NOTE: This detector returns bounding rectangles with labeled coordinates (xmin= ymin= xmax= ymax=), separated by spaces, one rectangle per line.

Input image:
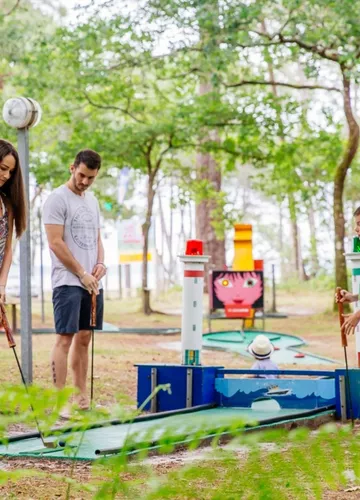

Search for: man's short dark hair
xmin=74 ymin=149 xmax=101 ymax=170
xmin=354 ymin=207 xmax=360 ymax=217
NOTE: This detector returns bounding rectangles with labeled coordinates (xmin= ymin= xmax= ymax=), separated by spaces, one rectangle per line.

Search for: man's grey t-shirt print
xmin=43 ymin=185 xmax=102 ymax=290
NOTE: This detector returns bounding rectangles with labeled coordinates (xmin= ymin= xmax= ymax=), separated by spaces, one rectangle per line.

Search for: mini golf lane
xmin=0 ymin=406 xmax=334 ymax=460
xmin=203 ymin=330 xmax=336 ymax=365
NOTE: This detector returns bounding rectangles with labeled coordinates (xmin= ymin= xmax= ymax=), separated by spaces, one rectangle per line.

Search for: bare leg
xmin=70 ymin=329 xmax=91 ymax=408
xmin=50 ymin=334 xmax=74 ymax=390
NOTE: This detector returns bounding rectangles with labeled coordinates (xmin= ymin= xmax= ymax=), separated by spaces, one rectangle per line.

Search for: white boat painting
xmin=265 ymin=385 xmax=293 ymax=397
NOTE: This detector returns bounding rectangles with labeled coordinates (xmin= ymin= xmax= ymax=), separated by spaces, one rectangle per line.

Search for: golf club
xmin=90 ymin=292 xmax=96 ymax=408
xmin=335 ymin=287 xmax=355 ymax=426
xmin=0 ymin=303 xmax=62 ymax=448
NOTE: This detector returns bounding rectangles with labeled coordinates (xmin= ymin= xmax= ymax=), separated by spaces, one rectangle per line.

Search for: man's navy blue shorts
xmin=52 ymin=286 xmax=104 ymax=334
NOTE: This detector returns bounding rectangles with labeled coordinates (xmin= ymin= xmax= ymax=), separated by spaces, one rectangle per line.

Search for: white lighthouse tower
xmin=345 ymin=236 xmax=360 ymax=367
xmin=179 ymin=240 xmax=210 ymax=366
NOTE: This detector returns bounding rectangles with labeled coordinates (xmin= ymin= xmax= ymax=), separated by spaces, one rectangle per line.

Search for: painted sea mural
xmin=215 ymin=378 xmax=336 ymax=410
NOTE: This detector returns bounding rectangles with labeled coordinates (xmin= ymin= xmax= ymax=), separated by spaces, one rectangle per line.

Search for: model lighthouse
xmin=179 ymin=240 xmax=210 ymax=365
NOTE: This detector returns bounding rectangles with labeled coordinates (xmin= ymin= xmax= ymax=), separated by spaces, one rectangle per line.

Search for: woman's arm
xmin=0 ymin=206 xmax=14 ymax=302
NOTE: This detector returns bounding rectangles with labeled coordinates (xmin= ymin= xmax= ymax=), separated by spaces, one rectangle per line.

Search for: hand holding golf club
xmin=342 ymin=310 xmax=360 ymax=336
xmin=335 ymin=288 xmax=358 ymax=304
xmin=335 ymin=287 xmax=360 ymax=336
xmin=0 ymin=303 xmax=16 ymax=348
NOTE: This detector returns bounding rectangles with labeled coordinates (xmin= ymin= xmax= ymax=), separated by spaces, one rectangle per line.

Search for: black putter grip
xmin=335 ymin=287 xmax=347 ymax=347
xmin=0 ymin=304 xmax=16 ymax=348
xmin=91 ymin=293 xmax=96 ymax=328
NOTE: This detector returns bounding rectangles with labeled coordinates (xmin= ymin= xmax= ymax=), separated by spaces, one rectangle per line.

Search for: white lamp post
xmin=2 ymin=97 xmax=42 ymax=383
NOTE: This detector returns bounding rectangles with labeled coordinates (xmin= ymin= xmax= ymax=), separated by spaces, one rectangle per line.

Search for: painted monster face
xmin=214 ymin=271 xmax=263 ymax=306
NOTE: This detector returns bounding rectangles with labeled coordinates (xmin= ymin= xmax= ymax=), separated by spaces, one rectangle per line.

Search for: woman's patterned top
xmin=0 ymin=196 xmax=9 ymax=269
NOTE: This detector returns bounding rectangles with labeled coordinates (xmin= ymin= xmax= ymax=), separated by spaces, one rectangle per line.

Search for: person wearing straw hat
xmin=248 ymin=334 xmax=279 ymax=379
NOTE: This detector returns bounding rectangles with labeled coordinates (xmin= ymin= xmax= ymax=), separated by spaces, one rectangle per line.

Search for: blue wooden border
xmin=217 ymin=369 xmax=335 ymax=377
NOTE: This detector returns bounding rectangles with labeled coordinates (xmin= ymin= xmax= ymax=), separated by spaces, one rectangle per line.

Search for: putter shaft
xmin=1 ymin=304 xmax=57 ymax=448
xmin=335 ymin=287 xmax=354 ymax=425
xmin=90 ymin=293 xmax=96 ymax=406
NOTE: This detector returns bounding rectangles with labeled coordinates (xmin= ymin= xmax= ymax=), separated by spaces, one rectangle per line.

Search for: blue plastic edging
xmin=217 ymin=369 xmax=335 ymax=377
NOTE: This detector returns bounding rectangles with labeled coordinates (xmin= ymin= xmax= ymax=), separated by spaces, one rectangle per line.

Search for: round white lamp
xmin=2 ymin=97 xmax=42 ymax=129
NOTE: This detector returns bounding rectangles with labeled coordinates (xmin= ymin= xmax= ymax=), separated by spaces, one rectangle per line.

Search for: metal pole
xmin=38 ymin=208 xmax=45 ymax=324
xmin=150 ymin=367 xmax=157 ymax=413
xmin=18 ymin=128 xmax=32 ymax=383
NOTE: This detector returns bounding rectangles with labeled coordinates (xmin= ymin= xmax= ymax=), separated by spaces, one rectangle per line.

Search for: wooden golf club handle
xmin=335 ymin=286 xmax=347 ymax=347
xmin=0 ymin=303 xmax=16 ymax=348
xmin=91 ymin=293 xmax=96 ymax=328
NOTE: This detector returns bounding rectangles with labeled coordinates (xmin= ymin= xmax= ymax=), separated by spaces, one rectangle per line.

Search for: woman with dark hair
xmin=0 ymin=139 xmax=27 ymax=304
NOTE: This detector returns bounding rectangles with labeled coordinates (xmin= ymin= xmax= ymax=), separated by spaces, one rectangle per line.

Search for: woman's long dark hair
xmin=0 ymin=140 xmax=26 ymax=238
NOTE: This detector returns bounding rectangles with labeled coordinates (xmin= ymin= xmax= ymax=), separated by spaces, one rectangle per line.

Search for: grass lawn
xmin=0 ymin=285 xmax=355 ymax=498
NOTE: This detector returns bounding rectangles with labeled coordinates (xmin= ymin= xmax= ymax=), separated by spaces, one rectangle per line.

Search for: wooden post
xmin=271 ymin=264 xmax=277 ymax=313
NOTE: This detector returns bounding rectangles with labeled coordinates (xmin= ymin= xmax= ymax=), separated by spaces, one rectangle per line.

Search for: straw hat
xmin=248 ymin=335 xmax=274 ymax=360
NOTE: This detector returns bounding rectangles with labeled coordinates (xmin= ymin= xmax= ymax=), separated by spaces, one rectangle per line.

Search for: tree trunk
xmin=195 ymin=3 xmax=225 ymax=288
xmin=158 ymin=187 xmax=175 ymax=285
xmin=288 ymin=193 xmax=304 ymax=280
xmin=195 ymin=151 xmax=226 ymax=281
xmin=178 ymin=204 xmax=186 ymax=256
xmin=307 ymin=200 xmax=320 ymax=277
xmin=278 ymin=202 xmax=285 ymax=280
xmin=169 ymin=178 xmax=174 ymax=281
xmin=196 ymin=82 xmax=226 ymax=286
xmin=188 ymin=200 xmax=193 ymax=240
xmin=334 ymin=73 xmax=360 ymax=300
xmin=262 ymin=25 xmax=306 ymax=281
xmin=142 ymin=173 xmax=156 ymax=315
xmin=30 ymin=186 xmax=43 ymax=277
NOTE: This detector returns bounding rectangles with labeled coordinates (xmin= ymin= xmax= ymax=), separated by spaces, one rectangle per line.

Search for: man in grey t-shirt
xmin=43 ymin=149 xmax=106 ymax=417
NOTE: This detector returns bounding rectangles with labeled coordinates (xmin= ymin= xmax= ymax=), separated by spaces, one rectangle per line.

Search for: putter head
xmin=21 ymin=440 xmax=75 ymax=455
xmin=44 ymin=441 xmax=58 ymax=448
xmin=44 ymin=438 xmax=70 ymax=448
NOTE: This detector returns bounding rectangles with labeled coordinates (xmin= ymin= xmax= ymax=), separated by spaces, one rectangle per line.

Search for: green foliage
xmin=0 ymin=3 xmax=359 ymax=496
xmin=109 ymin=422 xmax=360 ymax=500
xmin=277 ymin=271 xmax=335 ymax=293
xmin=1 ymin=0 xmax=360 ymax=288
xmin=140 ymin=0 xmax=360 ymax=283
xmin=0 ymin=381 xmax=358 ymax=499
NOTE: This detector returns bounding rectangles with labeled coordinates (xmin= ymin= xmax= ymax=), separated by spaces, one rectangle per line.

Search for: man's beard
xmin=72 ymin=176 xmax=87 ymax=192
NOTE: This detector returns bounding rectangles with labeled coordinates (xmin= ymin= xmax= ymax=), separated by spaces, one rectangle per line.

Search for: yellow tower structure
xmin=233 ymin=223 xmax=260 ymax=327
xmin=233 ymin=224 xmax=254 ymax=272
